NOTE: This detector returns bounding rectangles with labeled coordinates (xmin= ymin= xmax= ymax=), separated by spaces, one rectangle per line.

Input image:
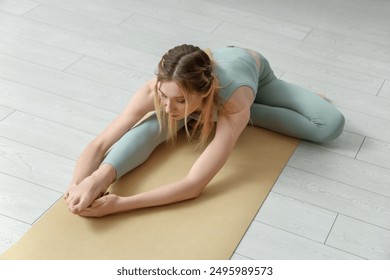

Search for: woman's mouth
xmin=170 ymin=114 xmax=182 ymax=119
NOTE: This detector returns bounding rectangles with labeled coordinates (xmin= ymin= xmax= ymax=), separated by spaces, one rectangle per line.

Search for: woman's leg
xmin=250 ymin=79 xmax=345 ymax=142
xmin=67 ymin=114 xmax=184 ymax=213
xmin=102 ymin=114 xmax=173 ymax=179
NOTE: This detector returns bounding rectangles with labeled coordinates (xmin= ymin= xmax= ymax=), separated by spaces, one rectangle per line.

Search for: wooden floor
xmin=1 ymin=0 xmax=389 ymax=260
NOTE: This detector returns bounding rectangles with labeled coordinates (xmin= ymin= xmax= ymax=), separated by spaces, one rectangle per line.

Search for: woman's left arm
xmin=79 ymin=88 xmax=253 ymax=217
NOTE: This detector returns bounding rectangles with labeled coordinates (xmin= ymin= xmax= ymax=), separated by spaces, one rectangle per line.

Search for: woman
xmin=64 ymin=44 xmax=344 ymax=217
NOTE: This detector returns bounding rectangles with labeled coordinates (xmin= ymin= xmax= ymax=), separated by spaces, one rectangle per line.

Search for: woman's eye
xmin=177 ymin=99 xmax=185 ymax=103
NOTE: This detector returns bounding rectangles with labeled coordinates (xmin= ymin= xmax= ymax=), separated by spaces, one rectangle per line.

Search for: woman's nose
xmin=164 ymin=100 xmax=174 ymax=113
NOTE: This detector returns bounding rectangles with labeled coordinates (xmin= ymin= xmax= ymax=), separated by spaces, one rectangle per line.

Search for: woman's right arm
xmin=69 ymin=78 xmax=157 ymax=186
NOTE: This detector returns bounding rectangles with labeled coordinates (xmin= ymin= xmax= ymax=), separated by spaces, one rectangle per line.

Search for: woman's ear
xmin=201 ymin=90 xmax=211 ymax=98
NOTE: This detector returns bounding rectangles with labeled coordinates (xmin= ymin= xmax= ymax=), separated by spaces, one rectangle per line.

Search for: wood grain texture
xmin=0 ymin=78 xmax=117 ymax=134
xmin=304 ymin=28 xmax=390 ymax=64
xmin=255 ymin=192 xmax=337 ymax=242
xmin=327 ymin=215 xmax=390 ymax=260
xmin=34 ymin=0 xmax=134 ymax=25
xmin=0 ymin=111 xmax=94 ymax=160
xmin=235 ymin=221 xmax=362 ymax=260
xmin=0 ymin=173 xmax=61 ymax=224
xmin=304 ymin=131 xmax=364 ymax=159
xmin=65 ymin=56 xmax=152 ymax=91
xmin=0 ymin=0 xmax=39 ymax=15
xmin=0 ymin=30 xmax=82 ymax=70
xmin=0 ymin=12 xmax=161 ymax=78
xmin=342 ymin=108 xmax=390 ymax=143
xmin=0 ymin=136 xmax=74 ymax=193
xmin=0 ymin=52 xmax=131 ymax=113
xmin=145 ymin=0 xmax=311 ymax=40
xmin=288 ymin=143 xmax=390 ymax=197
xmin=208 ymin=0 xmax=390 ymax=45
xmin=0 ymin=215 xmax=30 ymax=254
xmin=273 ymin=167 xmax=390 ymax=230
xmin=23 ymin=5 xmax=177 ymax=56
xmin=357 ymin=138 xmax=390 ymax=169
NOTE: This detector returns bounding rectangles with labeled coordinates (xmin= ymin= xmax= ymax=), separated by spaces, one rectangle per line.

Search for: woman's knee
xmin=310 ymin=111 xmax=345 ymax=142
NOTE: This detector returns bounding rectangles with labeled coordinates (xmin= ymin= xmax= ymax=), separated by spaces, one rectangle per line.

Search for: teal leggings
xmin=250 ymin=55 xmax=345 ymax=142
xmin=103 ymin=57 xmax=345 ymax=179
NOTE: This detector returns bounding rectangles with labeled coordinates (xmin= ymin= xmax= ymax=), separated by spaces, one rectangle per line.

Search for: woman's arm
xmin=68 ymin=78 xmax=157 ymax=187
xmin=79 ymin=87 xmax=254 ymax=217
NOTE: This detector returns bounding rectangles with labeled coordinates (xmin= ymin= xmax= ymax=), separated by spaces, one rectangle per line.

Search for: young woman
xmin=64 ymin=44 xmax=345 ymax=217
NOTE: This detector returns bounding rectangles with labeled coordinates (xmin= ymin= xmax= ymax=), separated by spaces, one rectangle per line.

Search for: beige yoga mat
xmin=1 ymin=126 xmax=298 ymax=260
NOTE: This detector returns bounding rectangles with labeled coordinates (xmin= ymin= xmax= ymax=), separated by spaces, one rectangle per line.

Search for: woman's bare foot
xmin=317 ymin=92 xmax=326 ymax=99
xmin=317 ymin=92 xmax=332 ymax=103
xmin=65 ymin=164 xmax=116 ymax=214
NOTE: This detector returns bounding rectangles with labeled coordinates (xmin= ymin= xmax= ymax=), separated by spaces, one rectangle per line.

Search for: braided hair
xmin=154 ymin=44 xmax=219 ymax=146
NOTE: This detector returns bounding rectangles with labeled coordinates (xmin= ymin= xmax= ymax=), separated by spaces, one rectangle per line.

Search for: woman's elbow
xmin=184 ymin=180 xmax=207 ymax=200
xmin=186 ymin=187 xmax=204 ymax=200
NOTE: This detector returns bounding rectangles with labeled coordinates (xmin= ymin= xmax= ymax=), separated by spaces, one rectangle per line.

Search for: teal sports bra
xmin=212 ymin=47 xmax=261 ymax=102
xmin=190 ymin=47 xmax=261 ymax=122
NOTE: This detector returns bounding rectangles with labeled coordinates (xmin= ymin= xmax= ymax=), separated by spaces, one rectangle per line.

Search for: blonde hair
xmin=154 ymin=44 xmax=219 ymax=147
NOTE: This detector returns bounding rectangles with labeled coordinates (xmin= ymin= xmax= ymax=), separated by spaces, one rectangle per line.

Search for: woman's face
xmin=158 ymin=81 xmax=203 ymax=120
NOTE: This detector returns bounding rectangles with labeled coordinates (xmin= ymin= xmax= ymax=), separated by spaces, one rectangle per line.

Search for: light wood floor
xmin=1 ymin=0 xmax=389 ymax=260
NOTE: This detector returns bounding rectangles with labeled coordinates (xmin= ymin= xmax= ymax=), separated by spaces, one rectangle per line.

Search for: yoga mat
xmin=1 ymin=126 xmax=298 ymax=260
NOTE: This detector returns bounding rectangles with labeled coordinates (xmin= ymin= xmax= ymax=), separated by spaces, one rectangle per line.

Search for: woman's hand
xmin=78 ymin=194 xmax=122 ymax=217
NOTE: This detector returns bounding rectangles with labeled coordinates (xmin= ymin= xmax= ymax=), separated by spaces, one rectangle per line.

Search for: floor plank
xmin=357 ymin=138 xmax=390 ymax=169
xmin=255 ymin=192 xmax=337 ymax=242
xmin=0 ymin=105 xmax=14 ymax=121
xmin=120 ymin=13 xmax=235 ymax=51
xmin=273 ymin=167 xmax=390 ymax=230
xmin=0 ymin=11 xmax=161 ymax=77
xmin=22 ymin=4 xmax=179 ymax=56
xmin=34 ymin=0 xmax=134 ymax=25
xmin=304 ymin=28 xmax=390 ymax=63
xmin=288 ymin=143 xmax=390 ymax=197
xmin=145 ymin=0 xmax=311 ymax=40
xmin=0 ymin=0 xmax=39 ymax=15
xmin=0 ymin=215 xmax=30 ymax=255
xmin=64 ymin=56 xmax=152 ymax=91
xmin=304 ymin=131 xmax=364 ymax=159
xmin=208 ymin=0 xmax=390 ymax=46
xmin=0 ymin=111 xmax=94 ymax=160
xmin=0 ymin=52 xmax=131 ymax=113
xmin=379 ymin=80 xmax=390 ymax=99
xmin=0 ymin=30 xmax=82 ymax=70
xmin=0 ymin=173 xmax=61 ymax=224
xmin=0 ymin=136 xmax=74 ymax=193
xmin=235 ymin=221 xmax=362 ymax=260
xmin=0 ymin=78 xmax=117 ymax=134
xmin=342 ymin=108 xmax=390 ymax=143
xmin=327 ymin=215 xmax=390 ymax=260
